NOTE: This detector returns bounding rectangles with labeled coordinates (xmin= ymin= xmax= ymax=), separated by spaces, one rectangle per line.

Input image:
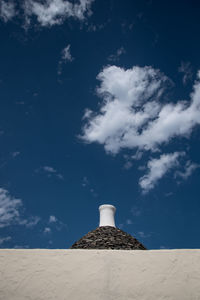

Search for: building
xmin=0 ymin=204 xmax=200 ymax=300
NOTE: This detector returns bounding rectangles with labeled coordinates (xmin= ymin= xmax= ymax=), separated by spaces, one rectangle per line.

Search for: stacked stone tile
xmin=71 ymin=226 xmax=146 ymax=250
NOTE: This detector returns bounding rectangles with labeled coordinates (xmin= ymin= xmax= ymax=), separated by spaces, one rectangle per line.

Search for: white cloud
xmin=108 ymin=47 xmax=126 ymax=62
xmin=11 ymin=151 xmax=20 ymax=158
xmin=40 ymin=166 xmax=64 ymax=180
xmin=160 ymin=245 xmax=167 ymax=249
xmin=56 ymin=173 xmax=64 ymax=180
xmin=0 ymin=1 xmax=16 ymax=22
xmin=123 ymin=150 xmax=143 ymax=169
xmin=175 ymin=160 xmax=200 ymax=180
xmin=87 ymin=22 xmax=107 ymax=32
xmin=82 ymin=176 xmax=89 ymax=187
xmin=0 ymin=236 xmax=11 ymax=245
xmin=178 ymin=61 xmax=193 ymax=85
xmin=0 ymin=187 xmax=41 ymax=228
xmin=14 ymin=245 xmax=29 ymax=249
xmin=49 ymin=215 xmax=57 ymax=223
xmin=43 ymin=166 xmax=56 ymax=173
xmin=0 ymin=0 xmax=94 ymax=27
xmin=48 ymin=214 xmax=67 ymax=231
xmin=126 ymin=219 xmax=132 ymax=225
xmin=81 ymin=176 xmax=97 ymax=196
xmin=44 ymin=227 xmax=51 ymax=234
xmin=24 ymin=0 xmax=93 ymax=27
xmin=81 ymin=66 xmax=200 ymax=155
xmin=131 ymin=151 xmax=143 ymax=161
xmin=61 ymin=44 xmax=73 ymax=62
xmin=139 ymin=152 xmax=183 ymax=193
xmin=118 ymin=223 xmax=124 ymax=229
xmin=131 ymin=206 xmax=141 ymax=217
xmin=123 ymin=160 xmax=133 ymax=170
xmin=137 ymin=231 xmax=151 ymax=238
xmin=0 ymin=188 xmax=22 ymax=228
xmin=19 ymin=215 xmax=40 ymax=228
xmin=58 ymin=44 xmax=73 ymax=75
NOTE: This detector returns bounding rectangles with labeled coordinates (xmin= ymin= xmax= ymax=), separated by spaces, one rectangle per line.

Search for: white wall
xmin=0 ymin=249 xmax=200 ymax=300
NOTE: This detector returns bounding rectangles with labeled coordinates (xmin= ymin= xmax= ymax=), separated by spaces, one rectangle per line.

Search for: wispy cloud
xmin=137 ymin=231 xmax=151 ymax=239
xmin=126 ymin=219 xmax=132 ymax=225
xmin=131 ymin=206 xmax=141 ymax=217
xmin=0 ymin=236 xmax=11 ymax=246
xmin=37 ymin=166 xmax=64 ymax=180
xmin=123 ymin=160 xmax=133 ymax=170
xmin=58 ymin=44 xmax=73 ymax=75
xmin=48 ymin=214 xmax=67 ymax=231
xmin=0 ymin=188 xmax=22 ymax=228
xmin=108 ymin=47 xmax=126 ymax=62
xmin=0 ymin=1 xmax=16 ymax=22
xmin=14 ymin=245 xmax=30 ymax=249
xmin=82 ymin=176 xmax=89 ymax=187
xmin=49 ymin=215 xmax=57 ymax=223
xmin=139 ymin=152 xmax=183 ymax=193
xmin=0 ymin=187 xmax=40 ymax=228
xmin=87 ymin=21 xmax=108 ymax=32
xmin=19 ymin=215 xmax=40 ymax=228
xmin=11 ymin=151 xmax=20 ymax=158
xmin=81 ymin=176 xmax=98 ymax=197
xmin=175 ymin=160 xmax=200 ymax=180
xmin=123 ymin=151 xmax=143 ymax=169
xmin=160 ymin=245 xmax=168 ymax=249
xmin=178 ymin=61 xmax=193 ymax=85
xmin=43 ymin=227 xmax=51 ymax=234
xmin=61 ymin=44 xmax=73 ymax=62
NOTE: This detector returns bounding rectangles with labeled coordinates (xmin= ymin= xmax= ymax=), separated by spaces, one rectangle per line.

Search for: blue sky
xmin=0 ymin=0 xmax=200 ymax=249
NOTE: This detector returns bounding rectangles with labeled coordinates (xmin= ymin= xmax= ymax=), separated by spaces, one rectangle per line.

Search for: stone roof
xmin=70 ymin=226 xmax=147 ymax=250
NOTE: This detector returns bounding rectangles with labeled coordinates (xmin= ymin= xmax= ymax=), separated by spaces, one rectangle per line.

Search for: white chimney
xmin=99 ymin=204 xmax=116 ymax=227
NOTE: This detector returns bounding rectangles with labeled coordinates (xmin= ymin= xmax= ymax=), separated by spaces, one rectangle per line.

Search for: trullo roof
xmin=70 ymin=226 xmax=146 ymax=250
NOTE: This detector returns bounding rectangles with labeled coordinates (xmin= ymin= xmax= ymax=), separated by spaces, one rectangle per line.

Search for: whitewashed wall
xmin=0 ymin=249 xmax=200 ymax=300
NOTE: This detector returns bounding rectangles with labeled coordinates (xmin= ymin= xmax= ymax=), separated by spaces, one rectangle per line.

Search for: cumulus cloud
xmin=0 ymin=1 xmax=16 ymax=22
xmin=178 ymin=61 xmax=193 ymax=85
xmin=81 ymin=66 xmax=200 ymax=155
xmin=0 ymin=188 xmax=22 ymax=228
xmin=24 ymin=0 xmax=93 ymax=27
xmin=139 ymin=152 xmax=183 ymax=193
xmin=81 ymin=65 xmax=200 ymax=191
xmin=0 ymin=0 xmax=94 ymax=27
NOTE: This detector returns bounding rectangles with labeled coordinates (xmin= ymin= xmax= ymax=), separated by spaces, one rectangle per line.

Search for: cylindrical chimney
xmin=99 ymin=204 xmax=116 ymax=227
